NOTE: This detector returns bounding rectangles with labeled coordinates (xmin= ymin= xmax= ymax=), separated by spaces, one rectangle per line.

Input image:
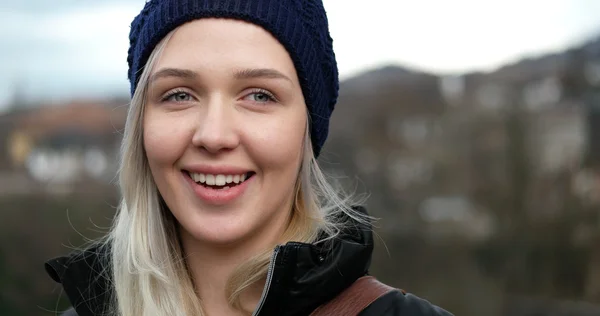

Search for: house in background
xmin=2 ymin=99 xmax=127 ymax=186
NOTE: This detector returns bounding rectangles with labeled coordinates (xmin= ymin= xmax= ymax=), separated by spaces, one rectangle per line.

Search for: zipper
xmin=252 ymin=245 xmax=281 ymax=316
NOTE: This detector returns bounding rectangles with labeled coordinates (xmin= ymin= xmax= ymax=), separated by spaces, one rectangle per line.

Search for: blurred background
xmin=2 ymin=1 xmax=600 ymax=315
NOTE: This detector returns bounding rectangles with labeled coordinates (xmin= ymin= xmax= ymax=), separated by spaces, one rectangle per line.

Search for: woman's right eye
xmin=162 ymin=90 xmax=193 ymax=102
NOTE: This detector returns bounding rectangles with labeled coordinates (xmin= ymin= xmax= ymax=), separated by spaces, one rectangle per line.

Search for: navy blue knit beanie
xmin=127 ymin=0 xmax=339 ymax=157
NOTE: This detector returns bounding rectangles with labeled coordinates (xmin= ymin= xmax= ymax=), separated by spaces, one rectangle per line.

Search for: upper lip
xmin=183 ymin=165 xmax=254 ymax=175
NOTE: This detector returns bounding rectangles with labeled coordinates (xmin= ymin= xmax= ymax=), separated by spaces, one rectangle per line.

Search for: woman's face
xmin=143 ymin=19 xmax=307 ymax=248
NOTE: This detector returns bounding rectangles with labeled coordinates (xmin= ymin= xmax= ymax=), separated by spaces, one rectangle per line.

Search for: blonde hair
xmin=104 ymin=29 xmax=369 ymax=316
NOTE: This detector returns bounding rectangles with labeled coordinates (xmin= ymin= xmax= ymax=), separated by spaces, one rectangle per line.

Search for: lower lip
xmin=183 ymin=172 xmax=253 ymax=205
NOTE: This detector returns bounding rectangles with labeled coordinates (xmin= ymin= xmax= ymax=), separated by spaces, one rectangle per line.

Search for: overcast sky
xmin=1 ymin=0 xmax=600 ymax=111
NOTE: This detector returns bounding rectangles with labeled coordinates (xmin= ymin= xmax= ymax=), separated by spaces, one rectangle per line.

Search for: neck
xmin=180 ymin=214 xmax=290 ymax=315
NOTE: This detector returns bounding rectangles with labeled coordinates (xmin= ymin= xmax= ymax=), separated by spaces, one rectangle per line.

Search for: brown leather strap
xmin=309 ymin=276 xmax=399 ymax=316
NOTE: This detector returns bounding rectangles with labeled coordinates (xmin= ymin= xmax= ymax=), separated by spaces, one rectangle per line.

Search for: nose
xmin=191 ymin=96 xmax=240 ymax=154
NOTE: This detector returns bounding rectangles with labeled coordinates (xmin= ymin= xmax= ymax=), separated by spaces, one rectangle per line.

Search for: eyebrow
xmin=149 ymin=68 xmax=197 ymax=84
xmin=233 ymin=68 xmax=292 ymax=83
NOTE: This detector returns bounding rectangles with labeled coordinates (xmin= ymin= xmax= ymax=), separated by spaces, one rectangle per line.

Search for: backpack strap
xmin=310 ymin=276 xmax=401 ymax=316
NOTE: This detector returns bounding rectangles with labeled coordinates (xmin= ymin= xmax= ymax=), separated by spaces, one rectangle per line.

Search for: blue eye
xmin=250 ymin=92 xmax=273 ymax=102
xmin=245 ymin=89 xmax=277 ymax=103
xmin=163 ymin=90 xmax=193 ymax=102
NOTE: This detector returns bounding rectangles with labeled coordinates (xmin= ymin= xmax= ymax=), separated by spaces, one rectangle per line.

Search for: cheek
xmin=249 ymin=109 xmax=306 ymax=168
xmin=143 ymin=111 xmax=192 ymax=168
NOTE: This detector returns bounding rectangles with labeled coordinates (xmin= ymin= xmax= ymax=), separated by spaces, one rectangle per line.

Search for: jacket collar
xmin=45 ymin=207 xmax=373 ymax=316
xmin=45 ymin=244 xmax=112 ymax=316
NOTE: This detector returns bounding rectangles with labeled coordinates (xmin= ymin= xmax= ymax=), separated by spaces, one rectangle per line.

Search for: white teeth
xmin=189 ymin=172 xmax=249 ymax=186
xmin=215 ymin=174 xmax=226 ymax=186
xmin=205 ymin=174 xmax=215 ymax=185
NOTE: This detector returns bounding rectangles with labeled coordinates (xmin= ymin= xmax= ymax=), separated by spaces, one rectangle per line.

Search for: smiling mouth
xmin=184 ymin=171 xmax=255 ymax=190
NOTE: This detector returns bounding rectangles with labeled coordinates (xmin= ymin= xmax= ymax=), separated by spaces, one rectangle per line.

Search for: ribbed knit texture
xmin=127 ymin=0 xmax=339 ymax=157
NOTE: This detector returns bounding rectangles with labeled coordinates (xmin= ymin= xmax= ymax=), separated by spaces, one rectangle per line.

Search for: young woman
xmin=45 ymin=1 xmax=453 ymax=315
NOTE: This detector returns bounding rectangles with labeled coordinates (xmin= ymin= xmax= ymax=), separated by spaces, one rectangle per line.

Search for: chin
xmin=181 ymin=214 xmax=260 ymax=248
xmin=172 ymin=192 xmax=291 ymax=251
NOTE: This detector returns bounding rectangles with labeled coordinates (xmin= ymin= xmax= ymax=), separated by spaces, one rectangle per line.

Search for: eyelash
xmin=160 ymin=89 xmax=191 ymax=102
xmin=247 ymin=88 xmax=278 ymax=103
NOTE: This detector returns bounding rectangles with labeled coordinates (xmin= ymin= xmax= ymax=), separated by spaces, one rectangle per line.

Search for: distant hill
xmin=329 ymin=34 xmax=600 ymax=143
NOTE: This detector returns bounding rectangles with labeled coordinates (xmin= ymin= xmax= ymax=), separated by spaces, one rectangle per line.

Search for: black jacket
xmin=45 ymin=208 xmax=453 ymax=316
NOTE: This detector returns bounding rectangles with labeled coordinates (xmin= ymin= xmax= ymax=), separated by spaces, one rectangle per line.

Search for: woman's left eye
xmin=243 ymin=90 xmax=277 ymax=103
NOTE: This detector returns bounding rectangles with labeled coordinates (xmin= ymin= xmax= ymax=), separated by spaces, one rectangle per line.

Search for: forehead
xmin=154 ymin=18 xmax=298 ymax=80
